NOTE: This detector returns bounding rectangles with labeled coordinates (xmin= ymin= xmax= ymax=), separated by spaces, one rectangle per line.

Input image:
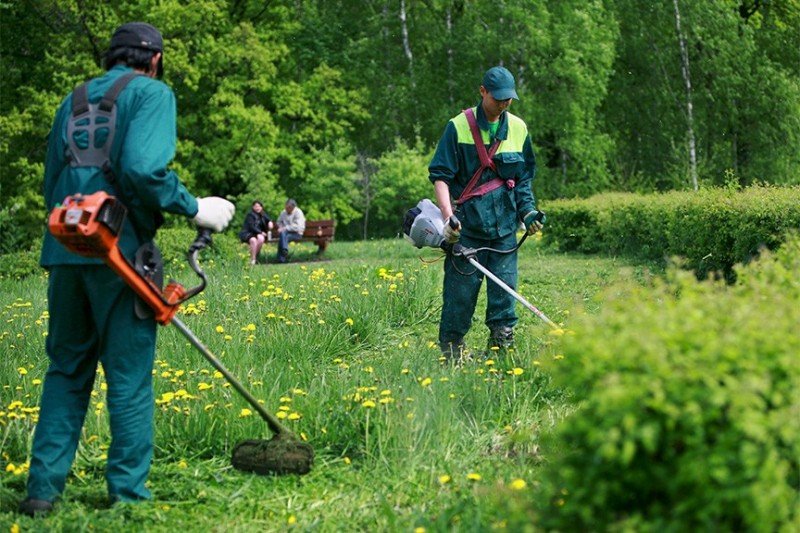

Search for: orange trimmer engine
xmin=48 ymin=191 xmax=189 ymax=325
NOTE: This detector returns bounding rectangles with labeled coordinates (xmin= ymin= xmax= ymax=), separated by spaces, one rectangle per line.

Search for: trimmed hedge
xmin=541 ymin=185 xmax=800 ymax=280
xmin=539 ymin=234 xmax=800 ymax=532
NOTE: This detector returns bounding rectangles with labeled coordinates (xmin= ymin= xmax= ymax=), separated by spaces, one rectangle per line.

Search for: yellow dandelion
xmin=345 ymin=317 xmax=354 ymax=326
xmin=288 ymin=515 xmax=296 ymax=525
xmin=509 ymin=479 xmax=527 ymax=490
xmin=361 ymin=400 xmax=376 ymax=408
xmin=420 ymin=377 xmax=432 ymax=387
xmin=239 ymin=409 xmax=253 ymax=417
xmin=512 ymin=367 xmax=524 ymax=376
xmin=467 ymin=473 xmax=482 ymax=481
xmin=438 ymin=474 xmax=451 ymax=484
xmin=288 ymin=413 xmax=302 ymax=420
xmin=215 ymin=325 xmax=224 ymax=333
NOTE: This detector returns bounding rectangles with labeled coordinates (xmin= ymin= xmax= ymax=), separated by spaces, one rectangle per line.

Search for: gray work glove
xmin=194 ymin=197 xmax=235 ymax=232
xmin=523 ymin=210 xmax=546 ymax=236
xmin=443 ymin=215 xmax=461 ymax=244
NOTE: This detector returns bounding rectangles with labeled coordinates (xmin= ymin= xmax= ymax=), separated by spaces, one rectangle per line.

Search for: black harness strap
xmin=66 ymin=72 xmax=140 ymax=173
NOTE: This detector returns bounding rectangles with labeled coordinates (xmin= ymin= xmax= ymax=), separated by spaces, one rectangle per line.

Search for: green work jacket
xmin=41 ymin=65 xmax=198 ymax=267
xmin=428 ymin=104 xmax=537 ymax=240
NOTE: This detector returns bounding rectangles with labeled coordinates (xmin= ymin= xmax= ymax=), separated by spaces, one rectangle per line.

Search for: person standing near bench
xmin=276 ymin=198 xmax=305 ymax=263
xmin=239 ymin=200 xmax=273 ymax=265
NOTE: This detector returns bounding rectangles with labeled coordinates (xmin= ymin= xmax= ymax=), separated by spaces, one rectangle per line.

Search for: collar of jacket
xmin=473 ymin=102 xmax=509 ymax=141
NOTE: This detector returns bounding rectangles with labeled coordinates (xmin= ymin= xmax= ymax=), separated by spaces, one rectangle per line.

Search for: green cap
xmin=482 ymin=66 xmax=518 ymax=100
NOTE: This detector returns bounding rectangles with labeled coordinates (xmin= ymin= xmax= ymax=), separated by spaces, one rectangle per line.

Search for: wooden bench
xmin=266 ymin=219 xmax=336 ymax=254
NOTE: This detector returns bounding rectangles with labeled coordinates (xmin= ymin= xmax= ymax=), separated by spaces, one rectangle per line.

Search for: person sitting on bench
xmin=275 ymin=198 xmax=305 ymax=263
xmin=238 ymin=200 xmax=273 ymax=265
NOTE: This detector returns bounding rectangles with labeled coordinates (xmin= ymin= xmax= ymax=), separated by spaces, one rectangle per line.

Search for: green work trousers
xmin=439 ymin=232 xmax=519 ymax=344
xmin=27 ymin=265 xmax=156 ymax=502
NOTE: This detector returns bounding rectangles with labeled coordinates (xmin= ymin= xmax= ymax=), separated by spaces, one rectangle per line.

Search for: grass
xmin=0 ymin=234 xmax=662 ymax=531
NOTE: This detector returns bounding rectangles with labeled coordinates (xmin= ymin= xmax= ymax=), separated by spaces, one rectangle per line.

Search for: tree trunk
xmin=673 ymin=0 xmax=699 ymax=190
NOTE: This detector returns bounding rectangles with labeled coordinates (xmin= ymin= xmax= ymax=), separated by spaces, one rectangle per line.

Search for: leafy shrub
xmin=539 ymin=235 xmax=800 ymax=532
xmin=542 ymin=184 xmax=800 ymax=280
xmin=0 ymin=247 xmax=41 ymax=280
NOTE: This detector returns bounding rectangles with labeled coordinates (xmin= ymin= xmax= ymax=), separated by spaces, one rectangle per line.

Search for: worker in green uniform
xmin=19 ymin=22 xmax=235 ymax=516
xmin=428 ymin=66 xmax=544 ymax=361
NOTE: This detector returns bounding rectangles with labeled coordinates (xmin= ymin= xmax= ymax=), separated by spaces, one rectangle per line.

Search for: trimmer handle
xmin=190 ymin=227 xmax=213 ymax=253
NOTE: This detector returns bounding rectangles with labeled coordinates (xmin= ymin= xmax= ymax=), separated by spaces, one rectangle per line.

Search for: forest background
xmin=1 ymin=0 xmax=799 ymax=252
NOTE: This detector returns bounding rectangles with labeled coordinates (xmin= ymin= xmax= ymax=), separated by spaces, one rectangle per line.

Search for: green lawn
xmin=0 ymin=235 xmax=662 ymax=532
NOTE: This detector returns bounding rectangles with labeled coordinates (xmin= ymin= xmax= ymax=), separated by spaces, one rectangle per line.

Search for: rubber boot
xmin=439 ymin=339 xmax=467 ymax=364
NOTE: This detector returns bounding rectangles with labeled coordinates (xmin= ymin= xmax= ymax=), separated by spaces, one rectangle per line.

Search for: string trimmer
xmin=403 ymin=198 xmax=558 ymax=329
xmin=48 ymin=191 xmax=314 ymax=475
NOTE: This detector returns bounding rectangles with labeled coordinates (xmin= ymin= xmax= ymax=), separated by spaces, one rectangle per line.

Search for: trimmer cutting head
xmin=232 ymin=433 xmax=315 ymax=475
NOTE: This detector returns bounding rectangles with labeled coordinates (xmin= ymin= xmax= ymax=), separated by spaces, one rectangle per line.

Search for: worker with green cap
xmin=428 ymin=65 xmax=544 ymax=362
xmin=19 ymin=22 xmax=235 ymax=516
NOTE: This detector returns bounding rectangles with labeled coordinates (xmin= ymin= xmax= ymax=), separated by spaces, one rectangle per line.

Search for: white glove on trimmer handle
xmin=443 ymin=215 xmax=461 ymax=244
xmin=193 ymin=197 xmax=235 ymax=232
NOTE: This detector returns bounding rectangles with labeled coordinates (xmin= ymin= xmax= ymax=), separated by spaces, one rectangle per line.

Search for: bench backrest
xmin=303 ymin=219 xmax=336 ymax=240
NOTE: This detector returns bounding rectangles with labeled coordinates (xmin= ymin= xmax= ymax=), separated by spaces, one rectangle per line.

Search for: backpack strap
xmin=456 ymin=107 xmax=510 ymax=205
xmin=66 ymin=72 xmax=140 ymax=177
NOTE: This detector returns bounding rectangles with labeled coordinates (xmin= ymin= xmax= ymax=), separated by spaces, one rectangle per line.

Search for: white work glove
xmin=193 ymin=197 xmax=235 ymax=232
xmin=523 ymin=210 xmax=546 ymax=235
xmin=443 ymin=215 xmax=461 ymax=244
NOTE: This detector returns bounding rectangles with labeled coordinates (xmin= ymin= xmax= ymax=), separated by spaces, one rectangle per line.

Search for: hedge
xmin=540 ymin=184 xmax=800 ymax=280
xmin=539 ymin=234 xmax=800 ymax=532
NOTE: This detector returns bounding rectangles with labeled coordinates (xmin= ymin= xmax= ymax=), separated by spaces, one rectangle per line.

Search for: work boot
xmin=19 ymin=497 xmax=54 ymax=517
xmin=487 ymin=326 xmax=514 ymax=353
xmin=439 ymin=339 xmax=467 ymax=364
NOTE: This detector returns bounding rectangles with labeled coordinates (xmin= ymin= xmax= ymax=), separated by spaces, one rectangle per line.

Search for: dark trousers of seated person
xmin=277 ymin=231 xmax=302 ymax=262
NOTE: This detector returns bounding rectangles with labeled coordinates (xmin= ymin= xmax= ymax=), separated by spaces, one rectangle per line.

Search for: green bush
xmin=541 ymin=185 xmax=800 ymax=280
xmin=539 ymin=234 xmax=800 ymax=532
xmin=0 ymin=247 xmax=41 ymax=280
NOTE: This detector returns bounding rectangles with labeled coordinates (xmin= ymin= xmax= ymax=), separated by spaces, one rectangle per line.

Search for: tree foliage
xmin=2 ymin=0 xmax=798 ymax=249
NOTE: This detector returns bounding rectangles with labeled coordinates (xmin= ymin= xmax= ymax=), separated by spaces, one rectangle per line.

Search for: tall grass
xmin=1 ymin=235 xmax=661 ymax=531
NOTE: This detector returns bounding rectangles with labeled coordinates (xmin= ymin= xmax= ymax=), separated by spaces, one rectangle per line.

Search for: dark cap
xmin=110 ymin=22 xmax=163 ymax=52
xmin=482 ymin=66 xmax=519 ymax=101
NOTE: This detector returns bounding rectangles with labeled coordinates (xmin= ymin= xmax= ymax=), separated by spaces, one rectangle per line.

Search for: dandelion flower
xmin=345 ymin=318 xmax=354 ymax=326
xmin=467 ymin=473 xmax=482 ymax=481
xmin=361 ymin=400 xmax=376 ymax=408
xmin=239 ymin=408 xmax=253 ymax=417
xmin=438 ymin=474 xmax=451 ymax=484
xmin=509 ymin=479 xmax=527 ymax=490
